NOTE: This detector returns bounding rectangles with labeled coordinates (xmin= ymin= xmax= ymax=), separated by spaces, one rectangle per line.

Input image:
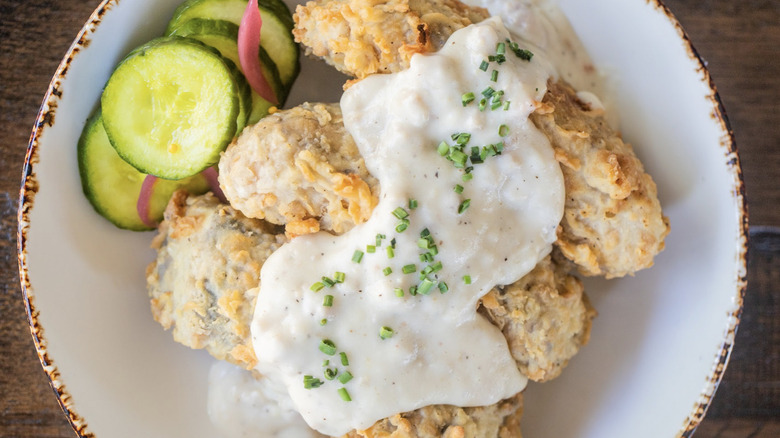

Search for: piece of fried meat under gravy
xmin=218 ymin=102 xmax=378 ymax=238
xmin=293 ymin=0 xmax=489 ymax=80
xmin=146 ymin=191 xmax=286 ymax=369
xmin=292 ymin=0 xmax=669 ymax=278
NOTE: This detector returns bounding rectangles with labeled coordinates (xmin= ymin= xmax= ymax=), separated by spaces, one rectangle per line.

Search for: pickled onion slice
xmin=238 ymin=0 xmax=278 ymax=104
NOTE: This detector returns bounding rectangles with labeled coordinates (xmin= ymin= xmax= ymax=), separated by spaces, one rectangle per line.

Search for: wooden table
xmin=1 ymin=0 xmax=777 ymax=436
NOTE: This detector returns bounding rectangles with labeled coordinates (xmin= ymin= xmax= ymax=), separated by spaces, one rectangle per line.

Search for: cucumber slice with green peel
xmin=169 ymin=18 xmax=285 ymax=125
xmin=165 ymin=0 xmax=299 ymax=88
xmin=78 ymin=110 xmax=209 ymax=231
xmin=101 ymin=36 xmax=239 ymax=179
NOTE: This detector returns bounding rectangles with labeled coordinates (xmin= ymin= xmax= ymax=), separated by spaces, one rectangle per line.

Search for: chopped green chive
xmin=340 ymin=352 xmax=349 ymax=366
xmin=383 ymin=267 xmax=393 ymax=276
xmin=334 ymin=272 xmax=346 ymax=283
xmin=437 ymin=141 xmax=450 ymax=156
xmin=438 ymin=281 xmax=449 ymax=293
xmin=409 ymin=285 xmax=418 ymax=296
xmin=323 ymin=295 xmax=334 ymax=307
xmin=338 ymin=371 xmax=353 ymax=384
xmin=409 ymin=199 xmax=418 ymax=210
xmin=394 ymin=287 xmax=405 ymax=297
xmin=366 ymin=244 xmax=376 ymax=253
xmin=310 ymin=282 xmax=325 ymax=292
xmin=458 ymin=199 xmax=471 ymax=214
xmin=352 ymin=250 xmax=364 ymax=263
xmin=386 ymin=246 xmax=395 ymax=259
xmin=462 ymin=173 xmax=473 ymax=182
xmin=323 ymin=359 xmax=329 ymax=367
xmin=417 ymin=238 xmax=431 ymax=249
xmin=430 ymin=260 xmax=443 ymax=272
xmin=421 ymin=266 xmax=434 ymax=276
xmin=495 ymin=142 xmax=504 ymax=153
xmin=402 ymin=264 xmax=417 ymax=274
xmin=324 ymin=367 xmax=338 ymax=380
xmin=395 ymin=221 xmax=409 ymax=233
xmin=319 ymin=339 xmax=337 ymax=356
xmin=503 ymin=101 xmax=511 ymax=111
xmin=463 ymin=275 xmax=472 ymax=285
xmin=428 ymin=245 xmax=438 ymax=256
xmin=320 ymin=318 xmax=328 ymax=325
xmin=491 ymin=70 xmax=499 ymax=82
xmin=321 ymin=277 xmax=335 ymax=288
xmin=450 ymin=149 xmax=468 ymax=168
xmin=376 ymin=233 xmax=386 ymax=246
xmin=479 ymin=98 xmax=487 ymax=111
xmin=479 ymin=60 xmax=489 ymax=71
xmin=303 ymin=375 xmax=323 ymax=389
xmin=482 ymin=87 xmax=495 ymax=98
xmin=379 ymin=326 xmax=395 ymax=339
xmin=418 ymin=278 xmax=435 ymax=295
xmin=462 ymin=92 xmax=476 ymax=107
xmin=392 ymin=207 xmax=409 ymax=219
xmin=499 ymin=124 xmax=509 ymax=137
xmin=513 ymin=47 xmax=534 ymax=61
xmin=420 ymin=252 xmax=434 ymax=263
xmin=338 ymin=387 xmax=352 ymax=402
xmin=496 ymin=42 xmax=506 ymax=55
xmin=454 ymin=184 xmax=464 ymax=194
xmin=495 ymin=54 xmax=506 ymax=64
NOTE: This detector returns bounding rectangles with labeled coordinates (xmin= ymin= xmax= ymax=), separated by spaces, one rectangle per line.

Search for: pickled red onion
xmin=238 ymin=0 xmax=278 ymax=104
xmin=137 ymin=174 xmax=158 ymax=228
xmin=202 ymin=166 xmax=227 ymax=203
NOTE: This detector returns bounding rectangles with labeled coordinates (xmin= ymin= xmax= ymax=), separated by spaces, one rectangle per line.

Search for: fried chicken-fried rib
xmin=293 ymin=0 xmax=488 ymax=80
xmin=218 ymin=103 xmax=378 ymax=237
xmin=343 ymin=393 xmax=523 ymax=438
xmin=530 ymin=81 xmax=670 ymax=278
xmin=480 ymin=256 xmax=596 ymax=382
xmin=146 ymin=191 xmax=286 ymax=369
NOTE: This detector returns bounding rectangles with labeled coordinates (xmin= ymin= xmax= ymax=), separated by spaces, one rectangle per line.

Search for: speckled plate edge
xmin=15 ymin=0 xmax=748 ymax=437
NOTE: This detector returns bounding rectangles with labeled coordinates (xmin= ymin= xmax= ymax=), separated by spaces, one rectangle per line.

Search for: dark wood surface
xmin=1 ymin=0 xmax=778 ymax=436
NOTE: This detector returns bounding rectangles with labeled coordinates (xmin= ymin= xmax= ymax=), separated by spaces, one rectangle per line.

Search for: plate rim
xmin=15 ymin=0 xmax=748 ymax=436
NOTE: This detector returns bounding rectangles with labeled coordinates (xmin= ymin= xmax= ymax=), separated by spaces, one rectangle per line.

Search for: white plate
xmin=18 ymin=0 xmax=746 ymax=437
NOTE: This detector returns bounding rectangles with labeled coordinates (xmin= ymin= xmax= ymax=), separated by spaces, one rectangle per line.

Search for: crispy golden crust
xmin=530 ymin=81 xmax=670 ymax=278
xmin=293 ymin=0 xmax=488 ymax=80
xmin=146 ymin=191 xmax=286 ymax=369
xmin=218 ymin=103 xmax=379 ymax=237
xmin=343 ymin=393 xmax=523 ymax=438
xmin=480 ymin=256 xmax=596 ymax=382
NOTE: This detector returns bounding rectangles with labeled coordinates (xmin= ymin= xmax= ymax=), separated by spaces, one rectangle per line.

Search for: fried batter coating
xmin=343 ymin=393 xmax=523 ymax=438
xmin=480 ymin=256 xmax=596 ymax=382
xmin=529 ymin=81 xmax=670 ymax=278
xmin=219 ymin=103 xmax=378 ymax=238
xmin=293 ymin=0 xmax=488 ymax=80
xmin=146 ymin=191 xmax=286 ymax=369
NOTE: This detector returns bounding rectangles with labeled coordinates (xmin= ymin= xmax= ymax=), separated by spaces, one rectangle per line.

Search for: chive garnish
xmin=463 ymin=275 xmax=472 ymax=285
xmin=438 ymin=141 xmax=450 ymax=156
xmin=321 ymin=277 xmax=335 ymax=288
xmin=462 ymin=173 xmax=473 ymax=182
xmin=379 ymin=326 xmax=395 ymax=339
xmin=394 ymin=287 xmax=404 ymax=297
xmin=495 ymin=142 xmax=504 ymax=153
xmin=420 ymin=252 xmax=433 ymax=263
xmin=428 ymin=245 xmax=438 ymax=256
xmin=366 ymin=244 xmax=376 ymax=253
xmin=340 ymin=352 xmax=349 ymax=366
xmin=479 ymin=98 xmax=487 ymax=111
xmin=479 ymin=60 xmax=489 ymax=71
xmin=338 ymin=371 xmax=353 ymax=384
xmin=418 ymin=278 xmax=435 ymax=295
xmin=323 ymin=359 xmax=329 ymax=367
xmin=392 ymin=207 xmax=409 ymax=219
xmin=383 ymin=267 xmax=392 ymax=276
xmin=319 ymin=339 xmax=337 ymax=356
xmin=462 ymin=92 xmax=476 ymax=106
xmin=390 ymin=238 xmax=397 ymax=248
xmin=496 ymin=42 xmax=506 ymax=55
xmin=482 ymin=87 xmax=495 ymax=98
xmin=338 ymin=387 xmax=352 ymax=402
xmin=386 ymin=246 xmax=395 ymax=259
xmin=454 ymin=184 xmax=464 ymax=194
xmin=491 ymin=70 xmax=499 ymax=82
xmin=430 ymin=260 xmax=443 ymax=272
xmin=458 ymin=199 xmax=471 ymax=214
xmin=334 ymin=272 xmax=346 ymax=283
xmin=438 ymin=281 xmax=449 ymax=293
xmin=402 ymin=264 xmax=417 ymax=274
xmin=499 ymin=124 xmax=509 ymax=137
xmin=323 ymin=295 xmax=334 ymax=307
xmin=303 ymin=375 xmax=323 ymax=389
xmin=417 ymin=238 xmax=431 ymax=249
xmin=320 ymin=318 xmax=328 ymax=325
xmin=310 ymin=282 xmax=325 ymax=292
xmin=396 ymin=222 xmax=409 ymax=233
xmin=352 ymin=250 xmax=364 ymax=263
xmin=324 ymin=367 xmax=338 ymax=380
xmin=503 ymin=101 xmax=511 ymax=111
xmin=409 ymin=285 xmax=418 ymax=296
xmin=409 ymin=199 xmax=418 ymax=210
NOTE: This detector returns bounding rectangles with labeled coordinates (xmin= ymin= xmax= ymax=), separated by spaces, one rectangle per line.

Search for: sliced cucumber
xmin=165 ymin=0 xmax=299 ymax=89
xmin=78 ymin=110 xmax=209 ymax=231
xmin=169 ymin=18 xmax=285 ymax=125
xmin=101 ymin=36 xmax=239 ymax=179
